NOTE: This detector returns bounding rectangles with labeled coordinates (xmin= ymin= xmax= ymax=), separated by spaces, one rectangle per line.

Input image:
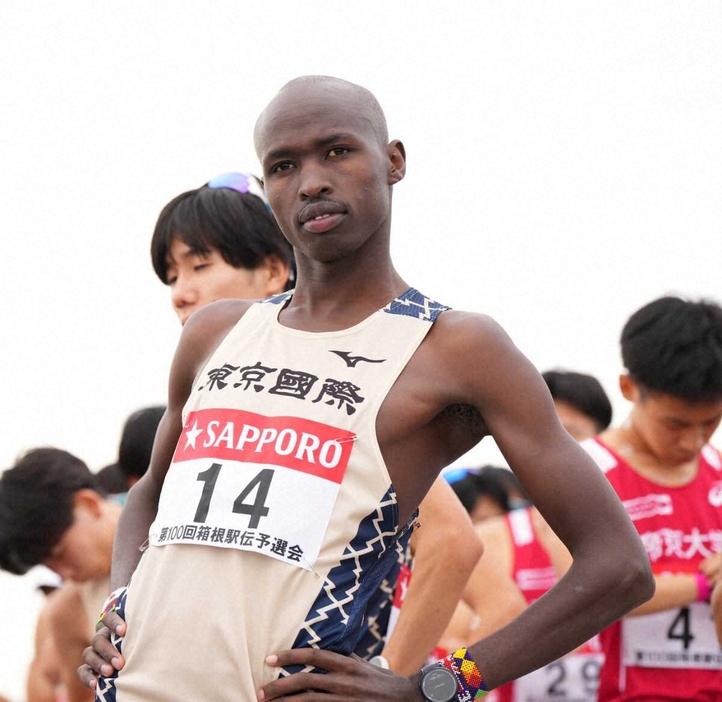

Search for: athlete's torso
xmin=103 ymin=287 xmax=448 ymax=702
xmin=583 ymin=437 xmax=722 ymax=702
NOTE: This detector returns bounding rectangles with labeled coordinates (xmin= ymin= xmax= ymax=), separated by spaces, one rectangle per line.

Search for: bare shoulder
xmin=180 ymin=299 xmax=255 ymax=357
xmin=419 ymin=309 xmax=536 ymax=405
xmin=170 ymin=299 xmax=255 ymax=396
xmin=45 ymin=582 xmax=84 ymax=632
xmin=427 ymin=310 xmax=520 ymax=372
xmin=432 ymin=309 xmax=511 ymax=348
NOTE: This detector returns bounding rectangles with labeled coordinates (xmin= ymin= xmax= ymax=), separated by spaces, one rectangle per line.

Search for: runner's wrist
xmin=96 ymin=586 xmax=128 ymax=629
xmin=418 ymin=648 xmax=489 ymax=701
xmin=695 ymin=572 xmax=712 ymax=603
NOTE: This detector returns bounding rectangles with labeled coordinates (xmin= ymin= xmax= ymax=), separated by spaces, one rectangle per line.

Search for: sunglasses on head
xmin=207 ymin=173 xmax=270 ymax=209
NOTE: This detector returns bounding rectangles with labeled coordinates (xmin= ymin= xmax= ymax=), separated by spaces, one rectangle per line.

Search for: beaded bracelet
xmin=96 ymin=586 xmax=128 ymax=629
xmin=439 ymin=647 xmax=489 ymax=700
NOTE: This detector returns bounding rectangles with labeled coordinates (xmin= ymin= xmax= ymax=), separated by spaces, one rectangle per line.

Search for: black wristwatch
xmin=419 ymin=663 xmax=458 ymax=702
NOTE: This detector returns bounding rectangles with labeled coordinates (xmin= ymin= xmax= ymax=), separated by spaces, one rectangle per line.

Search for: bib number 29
xmin=194 ymin=462 xmax=274 ymax=529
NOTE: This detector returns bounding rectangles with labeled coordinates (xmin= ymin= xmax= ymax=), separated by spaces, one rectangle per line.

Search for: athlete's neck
xmin=280 ymin=257 xmax=408 ymax=333
xmin=600 ymin=423 xmax=700 ymax=487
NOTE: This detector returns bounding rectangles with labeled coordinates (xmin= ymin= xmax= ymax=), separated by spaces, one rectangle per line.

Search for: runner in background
xmin=0 ymin=406 xmax=164 ymax=702
xmin=0 ymin=449 xmax=119 ymax=702
xmin=582 ymin=296 xmax=722 ymax=701
xmin=447 ymin=466 xmax=512 ymax=524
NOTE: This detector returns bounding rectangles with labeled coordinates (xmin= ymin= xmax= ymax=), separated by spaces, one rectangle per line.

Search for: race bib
xmin=513 ymin=651 xmax=603 ymax=702
xmin=149 ymin=408 xmax=355 ymax=571
xmin=622 ymin=603 xmax=722 ymax=669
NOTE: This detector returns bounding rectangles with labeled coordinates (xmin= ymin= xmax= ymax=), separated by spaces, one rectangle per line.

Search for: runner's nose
xmin=298 ymin=162 xmax=332 ymax=200
xmin=171 ymin=275 xmax=199 ymax=316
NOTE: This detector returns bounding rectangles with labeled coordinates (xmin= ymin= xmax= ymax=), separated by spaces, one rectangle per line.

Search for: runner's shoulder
xmin=429 ymin=309 xmax=519 ymax=372
xmin=170 ymin=299 xmax=255 ymax=387
xmin=433 ymin=309 xmax=510 ymax=345
xmin=180 ymin=299 xmax=254 ymax=351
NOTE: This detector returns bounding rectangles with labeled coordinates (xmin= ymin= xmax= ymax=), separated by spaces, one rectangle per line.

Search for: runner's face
xmin=257 ymin=87 xmax=403 ymax=263
xmin=43 ymin=496 xmax=112 ymax=582
xmin=469 ymin=494 xmax=506 ymax=524
xmin=626 ymin=384 xmax=722 ymax=465
xmin=166 ymin=239 xmax=276 ymax=326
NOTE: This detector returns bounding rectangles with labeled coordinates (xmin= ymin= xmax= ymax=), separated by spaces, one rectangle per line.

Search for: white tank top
xmin=112 ymin=288 xmax=448 ymax=702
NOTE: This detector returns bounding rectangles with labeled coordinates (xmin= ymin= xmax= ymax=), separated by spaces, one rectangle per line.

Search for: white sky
xmin=1 ymin=2 xmax=721 ymax=698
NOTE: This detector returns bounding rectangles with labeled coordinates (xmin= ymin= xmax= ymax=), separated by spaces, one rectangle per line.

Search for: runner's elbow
xmin=611 ymin=546 xmax=655 ymax=611
xmin=447 ymin=520 xmax=483 ymax=574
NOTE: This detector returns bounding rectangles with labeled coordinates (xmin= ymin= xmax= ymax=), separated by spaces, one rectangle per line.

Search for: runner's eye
xmin=271 ymin=162 xmax=295 ymax=174
xmin=328 ymin=147 xmax=350 ymax=158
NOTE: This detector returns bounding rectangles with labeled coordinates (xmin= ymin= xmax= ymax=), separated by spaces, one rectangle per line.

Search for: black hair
xmin=150 ymin=180 xmax=295 ymax=289
xmin=0 ymin=448 xmax=99 ymax=575
xmin=480 ymin=465 xmax=530 ymax=506
xmin=95 ymin=462 xmax=129 ymax=494
xmin=450 ymin=465 xmax=512 ymax=515
xmin=542 ymin=369 xmax=613 ymax=432
xmin=621 ymin=296 xmax=722 ymax=402
xmin=118 ymin=405 xmax=166 ymax=481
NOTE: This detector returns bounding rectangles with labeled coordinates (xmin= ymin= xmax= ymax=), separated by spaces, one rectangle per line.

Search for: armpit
xmin=439 ymin=403 xmax=488 ymax=439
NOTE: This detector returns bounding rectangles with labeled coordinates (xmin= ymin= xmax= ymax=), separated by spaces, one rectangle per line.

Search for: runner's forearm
xmin=462 ymin=531 xmax=652 ymax=689
xmin=109 ymin=474 xmax=162 ymax=590
xmin=628 ymin=573 xmax=699 ymax=616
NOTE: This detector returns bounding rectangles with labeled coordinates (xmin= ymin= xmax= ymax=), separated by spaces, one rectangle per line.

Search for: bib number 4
xmin=667 ymin=607 xmax=695 ymax=650
xmin=622 ymin=602 xmax=722 ymax=669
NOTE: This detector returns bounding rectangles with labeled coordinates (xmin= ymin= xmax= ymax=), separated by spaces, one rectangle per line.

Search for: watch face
xmin=421 ymin=666 xmax=458 ymax=702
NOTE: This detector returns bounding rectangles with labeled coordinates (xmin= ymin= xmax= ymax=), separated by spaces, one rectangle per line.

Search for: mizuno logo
xmin=330 ymin=350 xmax=386 ymax=368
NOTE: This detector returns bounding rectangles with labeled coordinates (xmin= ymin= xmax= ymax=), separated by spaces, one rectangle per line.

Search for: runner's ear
xmin=387 ymin=140 xmax=406 ymax=184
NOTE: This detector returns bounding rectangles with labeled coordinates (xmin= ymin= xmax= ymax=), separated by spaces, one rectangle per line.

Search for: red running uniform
xmin=583 ymin=438 xmax=722 ymax=701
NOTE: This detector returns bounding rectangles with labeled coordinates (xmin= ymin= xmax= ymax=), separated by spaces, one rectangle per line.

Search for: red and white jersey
xmin=583 ymin=438 xmax=722 ymax=701
xmin=507 ymin=508 xmax=558 ymax=603
xmin=493 ymin=508 xmax=603 ymax=702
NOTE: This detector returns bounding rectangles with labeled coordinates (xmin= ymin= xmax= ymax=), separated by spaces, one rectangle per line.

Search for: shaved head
xmin=254 ymin=75 xmax=389 ymax=153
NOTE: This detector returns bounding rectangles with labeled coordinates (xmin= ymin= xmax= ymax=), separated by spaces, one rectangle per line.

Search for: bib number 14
xmin=194 ymin=462 xmax=274 ymax=529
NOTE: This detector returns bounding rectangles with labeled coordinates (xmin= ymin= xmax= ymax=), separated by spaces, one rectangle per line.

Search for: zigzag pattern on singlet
xmin=281 ymin=486 xmax=416 ymax=674
xmin=262 ymin=287 xmax=450 ymax=323
xmin=353 ymin=540 xmax=413 ymax=659
xmin=383 ymin=287 xmax=449 ymax=322
xmin=262 ymin=290 xmax=294 ymax=305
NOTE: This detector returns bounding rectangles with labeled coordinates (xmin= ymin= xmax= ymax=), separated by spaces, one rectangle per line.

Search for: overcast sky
xmin=1 ymin=2 xmax=721 ymax=698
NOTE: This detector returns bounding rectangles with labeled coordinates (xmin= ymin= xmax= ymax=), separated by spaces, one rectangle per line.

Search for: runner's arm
xmin=712 ymin=579 xmax=722 ymax=643
xmin=27 ymin=599 xmax=65 ymax=702
xmin=46 ymin=584 xmax=94 ymax=702
xmin=429 ymin=313 xmax=654 ymax=689
xmin=627 ymin=573 xmax=703 ymax=616
xmin=256 ymin=314 xmax=654 ymax=701
xmin=78 ymin=301 xmax=252 ymax=688
xmin=109 ymin=301 xmax=249 ymax=589
xmin=381 ymin=478 xmax=483 ymax=673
